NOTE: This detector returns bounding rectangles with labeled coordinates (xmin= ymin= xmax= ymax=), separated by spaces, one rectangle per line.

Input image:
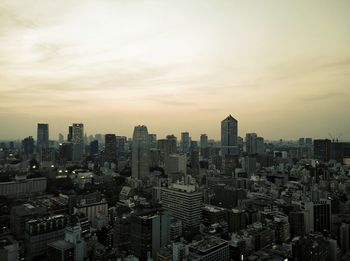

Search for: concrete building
xmin=71 ymin=123 xmax=84 ymax=162
xmin=0 ymin=176 xmax=47 ymax=197
xmin=130 ymin=210 xmax=170 ymax=261
xmin=0 ymin=236 xmax=19 ymax=261
xmin=132 ymin=125 xmax=150 ymax=179
xmin=221 ymin=115 xmax=238 ymax=157
xmin=25 ymin=214 xmax=68 ymax=260
xmin=180 ymin=132 xmax=190 ymax=153
xmin=161 ymin=183 xmax=202 ymax=233
xmin=104 ymin=134 xmax=117 ymax=162
xmin=189 ymin=236 xmax=229 ymax=261
xmin=37 ymin=123 xmax=49 ymax=153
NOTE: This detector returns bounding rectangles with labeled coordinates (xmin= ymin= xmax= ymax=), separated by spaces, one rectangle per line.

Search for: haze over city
xmin=1 ymin=0 xmax=350 ymax=140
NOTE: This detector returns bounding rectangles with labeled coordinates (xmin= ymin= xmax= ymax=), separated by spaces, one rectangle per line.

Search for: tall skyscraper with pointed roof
xmin=132 ymin=125 xmax=150 ymax=179
xmin=221 ymin=115 xmax=238 ymax=156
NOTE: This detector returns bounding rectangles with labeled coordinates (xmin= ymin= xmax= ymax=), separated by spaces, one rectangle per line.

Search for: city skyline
xmin=1 ymin=0 xmax=350 ymax=140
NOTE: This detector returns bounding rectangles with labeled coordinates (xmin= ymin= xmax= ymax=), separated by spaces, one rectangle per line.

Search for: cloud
xmin=302 ymin=92 xmax=345 ymax=102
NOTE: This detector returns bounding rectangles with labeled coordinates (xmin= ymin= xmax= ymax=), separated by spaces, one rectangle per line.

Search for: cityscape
xmin=0 ymin=119 xmax=350 ymax=261
xmin=1 ymin=1 xmax=350 ymax=261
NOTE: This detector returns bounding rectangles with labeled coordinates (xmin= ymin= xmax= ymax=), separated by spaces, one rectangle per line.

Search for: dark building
xmin=67 ymin=126 xmax=73 ymax=142
xmin=22 ymin=136 xmax=35 ymax=157
xmin=289 ymin=211 xmax=305 ymax=237
xmin=313 ymin=139 xmax=331 ymax=162
xmin=104 ymin=134 xmax=117 ymax=162
xmin=89 ymin=140 xmax=99 ymax=157
xmin=202 ymin=205 xmax=227 ymax=227
xmin=37 ymin=123 xmax=49 ymax=153
xmin=130 ymin=210 xmax=169 ymax=261
xmin=113 ymin=215 xmax=131 ymax=256
xmin=292 ymin=233 xmax=329 ymax=261
xmin=47 ymin=240 xmax=74 ymax=261
xmin=227 ymin=209 xmax=249 ymax=233
xmin=25 ymin=214 xmax=68 ymax=260
xmin=59 ymin=142 xmax=73 ymax=162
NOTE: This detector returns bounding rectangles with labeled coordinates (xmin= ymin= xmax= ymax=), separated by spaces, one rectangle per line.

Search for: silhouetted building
xmin=314 ymin=139 xmax=331 ymax=162
xmin=221 ymin=115 xmax=238 ymax=156
xmin=105 ymin=134 xmax=117 ymax=162
xmin=37 ymin=123 xmax=49 ymax=153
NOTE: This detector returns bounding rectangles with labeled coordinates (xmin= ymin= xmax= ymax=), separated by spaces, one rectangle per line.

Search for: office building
xmin=161 ymin=183 xmax=202 ymax=233
xmin=180 ymin=132 xmax=190 ymax=153
xmin=221 ymin=115 xmax=238 ymax=156
xmin=132 ymin=125 xmax=150 ymax=179
xmin=245 ymin=133 xmax=258 ymax=155
xmin=71 ymin=123 xmax=84 ymax=161
xmin=37 ymin=123 xmax=49 ymax=153
xmin=130 ymin=210 xmax=170 ymax=261
xmin=25 ymin=214 xmax=68 ymax=260
xmin=313 ymin=139 xmax=331 ymax=162
xmin=22 ymin=136 xmax=35 ymax=157
xmin=104 ymin=134 xmax=117 ymax=162
xmin=189 ymin=236 xmax=229 ymax=261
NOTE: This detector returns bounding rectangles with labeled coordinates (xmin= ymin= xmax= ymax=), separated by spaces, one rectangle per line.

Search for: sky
xmin=1 ymin=0 xmax=350 ymax=141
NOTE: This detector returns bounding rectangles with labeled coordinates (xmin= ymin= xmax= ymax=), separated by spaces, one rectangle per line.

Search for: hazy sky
xmin=1 ymin=0 xmax=349 ymax=141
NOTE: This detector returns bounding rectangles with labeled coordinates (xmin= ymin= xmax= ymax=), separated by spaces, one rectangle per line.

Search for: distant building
xmin=104 ymin=134 xmax=117 ymax=162
xmin=221 ymin=115 xmax=238 ymax=156
xmin=71 ymin=123 xmax=84 ymax=161
xmin=37 ymin=123 xmax=49 ymax=153
xmin=313 ymin=139 xmax=331 ymax=162
xmin=180 ymin=132 xmax=190 ymax=153
xmin=22 ymin=136 xmax=35 ymax=158
xmin=245 ymin=133 xmax=257 ymax=155
xmin=132 ymin=125 xmax=150 ymax=179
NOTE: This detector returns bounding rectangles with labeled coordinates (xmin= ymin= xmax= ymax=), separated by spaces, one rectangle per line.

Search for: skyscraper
xmin=180 ymin=132 xmax=190 ymax=153
xmin=221 ymin=115 xmax=238 ymax=156
xmin=245 ymin=133 xmax=258 ymax=155
xmin=72 ymin=123 xmax=84 ymax=162
xmin=37 ymin=123 xmax=49 ymax=153
xmin=132 ymin=125 xmax=150 ymax=179
xmin=22 ymin=136 xmax=35 ymax=157
xmin=104 ymin=134 xmax=117 ymax=162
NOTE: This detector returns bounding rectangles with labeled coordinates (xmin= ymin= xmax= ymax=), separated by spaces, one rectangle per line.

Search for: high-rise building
xmin=200 ymin=134 xmax=209 ymax=160
xmin=22 ymin=136 xmax=35 ymax=157
xmin=132 ymin=125 xmax=150 ymax=179
xmin=130 ymin=210 xmax=170 ymax=261
xmin=25 ymin=215 xmax=68 ymax=260
xmin=304 ymin=200 xmax=331 ymax=233
xmin=37 ymin=123 xmax=49 ymax=152
xmin=71 ymin=123 xmax=84 ymax=162
xmin=104 ymin=134 xmax=117 ymax=162
xmin=245 ymin=133 xmax=258 ymax=155
xmin=256 ymin=137 xmax=265 ymax=155
xmin=166 ymin=135 xmax=177 ymax=155
xmin=161 ymin=183 xmax=202 ymax=233
xmin=180 ymin=132 xmax=190 ymax=153
xmin=58 ymin=133 xmax=64 ymax=144
xmin=221 ymin=115 xmax=238 ymax=156
xmin=313 ymin=139 xmax=331 ymax=162
xmin=89 ymin=140 xmax=99 ymax=157
xmin=67 ymin=126 xmax=73 ymax=142
xmin=200 ymin=134 xmax=208 ymax=148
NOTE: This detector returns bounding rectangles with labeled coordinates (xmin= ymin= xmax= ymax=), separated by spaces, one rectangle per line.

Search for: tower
xmin=37 ymin=123 xmax=49 ymax=153
xmin=132 ymin=125 xmax=150 ymax=179
xmin=221 ymin=115 xmax=238 ymax=156
xmin=72 ymin=123 xmax=84 ymax=162
xmin=104 ymin=134 xmax=117 ymax=162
